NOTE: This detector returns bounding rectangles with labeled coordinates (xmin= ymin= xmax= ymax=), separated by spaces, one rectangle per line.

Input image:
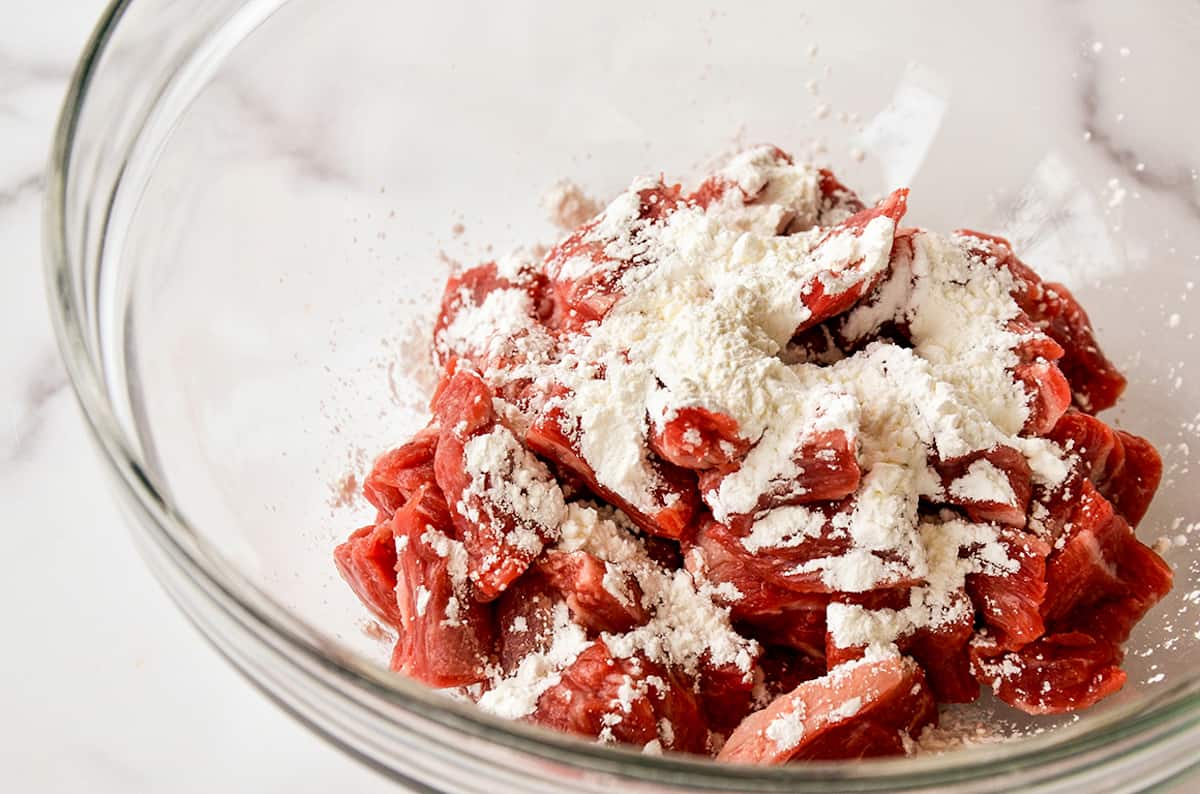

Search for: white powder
xmin=602 ymin=568 xmax=757 ymax=677
xmin=443 ymin=595 xmax=462 ymax=627
xmin=949 ymin=459 xmax=1018 ymax=506
xmin=704 ymin=147 xmax=823 ymax=234
xmin=742 ymin=504 xmax=833 ymax=553
xmin=447 ymin=149 xmax=1063 ymax=545
xmin=710 ymin=388 xmax=860 ymax=523
xmin=414 ymin=585 xmax=431 ymax=617
xmin=549 ymin=190 xmax=898 ymax=516
xmin=765 ymin=699 xmax=807 ymax=752
xmin=418 ymin=526 xmax=469 ymax=590
xmin=555 ymin=502 xmax=757 ymax=676
xmin=781 ymin=462 xmax=924 ymax=593
xmin=602 ymin=561 xmax=635 ymax=607
xmin=613 ymin=674 xmax=648 ymax=713
xmin=410 ymin=527 xmax=472 ymax=628
xmin=831 ymin=695 xmax=864 ymax=722
xmin=1014 ymin=437 xmax=1070 ymax=487
xmin=461 ymin=424 xmax=566 ymax=554
xmin=556 ymin=502 xmax=646 ymax=562
xmin=906 ymin=234 xmax=1030 ymax=436
xmin=910 ymin=707 xmax=1018 ymax=754
xmin=825 ymin=519 xmax=1018 ymax=651
xmin=477 ymin=602 xmax=591 ymax=719
xmin=437 ymin=287 xmax=538 ymax=363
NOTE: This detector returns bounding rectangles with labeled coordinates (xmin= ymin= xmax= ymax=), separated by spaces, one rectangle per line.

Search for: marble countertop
xmin=1 ymin=2 xmax=393 ymax=791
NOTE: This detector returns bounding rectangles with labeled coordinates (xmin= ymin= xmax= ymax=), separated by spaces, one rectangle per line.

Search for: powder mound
xmin=333 ymin=144 xmax=1169 ymax=764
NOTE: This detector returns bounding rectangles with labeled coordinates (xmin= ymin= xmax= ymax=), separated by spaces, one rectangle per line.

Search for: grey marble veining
xmin=2 ymin=350 xmax=66 ymax=463
xmin=1076 ymin=52 xmax=1200 ymax=219
xmin=0 ymin=2 xmax=394 ymax=791
xmin=0 ymin=171 xmax=40 ymax=207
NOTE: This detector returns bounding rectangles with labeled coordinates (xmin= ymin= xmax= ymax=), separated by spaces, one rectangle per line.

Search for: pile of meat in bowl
xmin=333 ymin=145 xmax=1171 ymax=763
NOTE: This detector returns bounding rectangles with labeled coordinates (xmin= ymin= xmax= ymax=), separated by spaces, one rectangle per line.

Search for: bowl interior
xmin=113 ymin=0 xmax=1200 ymax=757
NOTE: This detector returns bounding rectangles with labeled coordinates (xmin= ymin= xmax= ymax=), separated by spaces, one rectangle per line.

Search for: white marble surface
xmin=0 ymin=2 xmax=393 ymax=791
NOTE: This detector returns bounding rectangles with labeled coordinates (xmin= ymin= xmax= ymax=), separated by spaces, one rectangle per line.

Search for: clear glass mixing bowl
xmin=45 ymin=1 xmax=1200 ymax=791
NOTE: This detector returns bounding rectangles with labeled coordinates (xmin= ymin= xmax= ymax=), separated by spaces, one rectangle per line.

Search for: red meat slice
xmin=637 ymin=182 xmax=685 ymax=222
xmin=363 ymin=426 xmax=441 ymax=517
xmin=541 ymin=225 xmax=610 ymax=331
xmin=690 ymin=145 xmax=795 ymax=211
xmin=333 ymin=521 xmax=401 ymax=629
xmin=544 ymin=181 xmax=684 ymax=331
xmin=821 ymin=588 xmax=977 ymax=704
xmin=688 ymin=526 xmax=831 ymax=658
xmin=1042 ymin=420 xmax=1159 ymax=531
xmin=757 ymin=646 xmax=827 ymax=701
xmin=959 ymin=230 xmax=1126 ymax=413
xmin=970 ymin=632 xmax=1126 ymax=714
xmin=784 ymin=323 xmax=848 ymax=365
xmin=1014 ymin=358 xmax=1073 ymax=436
xmin=1028 ymin=486 xmax=1077 ymax=543
xmin=432 ymin=261 xmax=552 ymax=368
xmin=1041 ymin=481 xmax=1123 ymax=623
xmin=642 ymin=535 xmax=684 ymax=571
xmin=686 ymin=520 xmax=832 ymax=650
xmin=494 ymin=570 xmax=561 ymax=674
xmin=391 ymin=485 xmax=495 ymax=687
xmin=1102 ymin=430 xmax=1162 ymax=527
xmin=794 ymin=189 xmax=909 ymax=334
xmin=538 ymin=549 xmax=649 ymax=634
xmin=935 ymin=445 xmax=1032 ymax=528
xmin=735 ymin=599 xmax=830 ymax=660
xmin=696 ymin=656 xmax=761 ymax=737
xmin=717 ymin=655 xmax=936 ymax=763
xmin=1048 ymin=409 xmax=1124 ymax=487
xmin=829 ymin=230 xmax=918 ymax=353
xmin=1010 ymin=319 xmax=1068 ymax=364
xmin=1007 ymin=319 xmax=1071 ymax=436
xmin=694 ymin=513 xmax=853 ymax=595
xmin=907 ymin=598 xmax=980 ymax=705
xmin=1044 ymin=283 xmax=1127 ymax=413
xmin=723 ymin=504 xmax=922 ymax=596
xmin=432 ymin=368 xmax=563 ymax=601
xmin=432 ymin=366 xmax=494 ymax=435
xmin=532 ymin=641 xmax=708 ymax=753
xmin=526 ymin=395 xmax=698 ymax=540
xmin=816 ymin=168 xmax=868 ymax=222
xmin=698 ymin=428 xmax=860 ymax=527
xmin=1042 ymin=481 xmax=1172 ymax=645
xmin=966 ymin=528 xmax=1050 ymax=650
xmin=689 ymin=146 xmax=841 ymax=236
xmin=689 ymin=175 xmax=737 ymax=211
xmin=649 ymin=407 xmax=751 ymax=470
xmin=823 ymin=588 xmax=911 ymax=669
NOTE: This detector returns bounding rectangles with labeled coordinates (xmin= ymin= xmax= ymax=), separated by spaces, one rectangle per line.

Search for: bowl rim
xmin=42 ymin=0 xmax=1200 ymax=789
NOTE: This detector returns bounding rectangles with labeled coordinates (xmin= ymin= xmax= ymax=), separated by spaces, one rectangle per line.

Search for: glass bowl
xmin=45 ymin=1 xmax=1200 ymax=791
